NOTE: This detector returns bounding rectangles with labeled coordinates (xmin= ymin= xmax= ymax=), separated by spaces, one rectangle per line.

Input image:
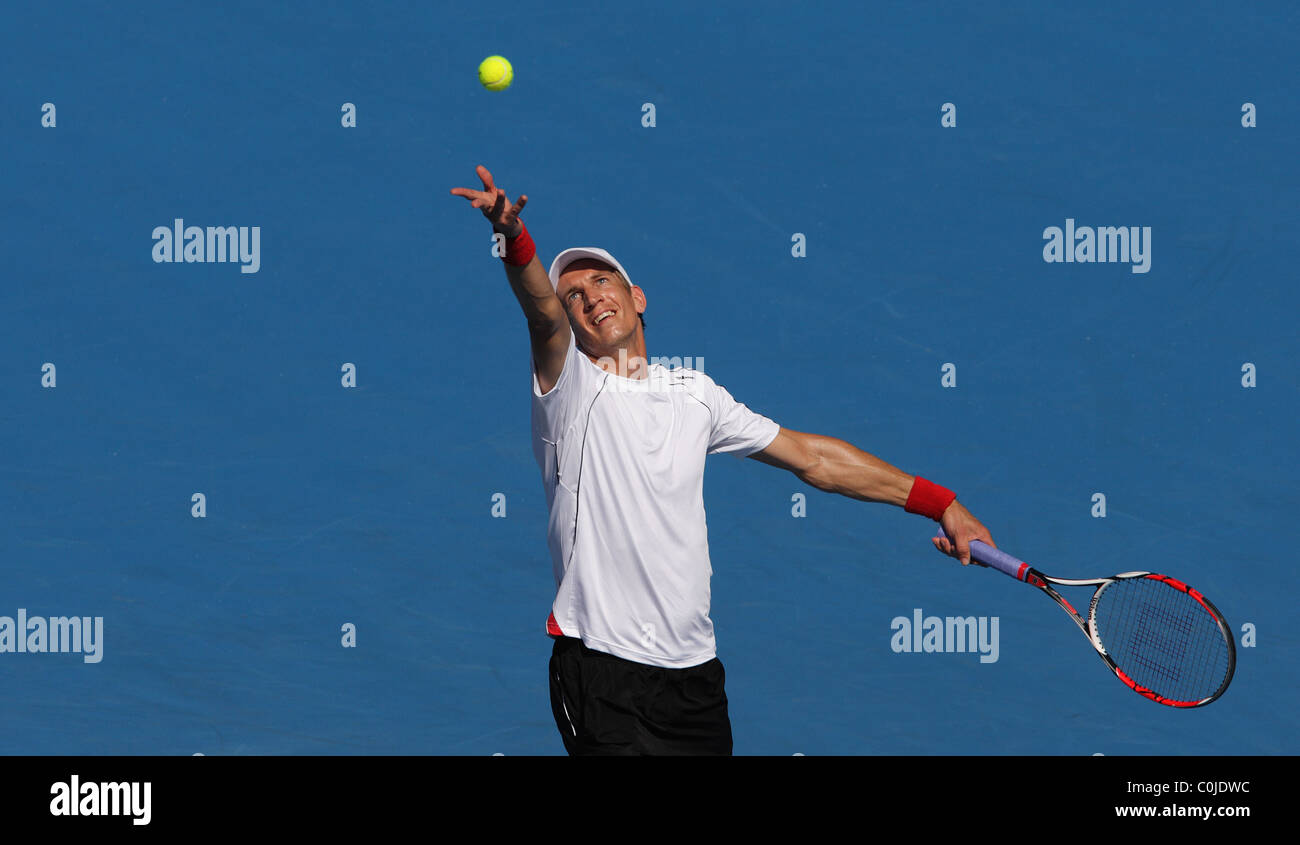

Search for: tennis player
xmin=452 ymin=165 xmax=996 ymax=755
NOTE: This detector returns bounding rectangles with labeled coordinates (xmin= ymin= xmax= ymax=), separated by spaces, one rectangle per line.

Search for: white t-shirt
xmin=531 ymin=331 xmax=781 ymax=668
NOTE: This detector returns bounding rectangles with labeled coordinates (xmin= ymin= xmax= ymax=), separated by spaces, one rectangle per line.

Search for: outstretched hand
xmin=931 ymin=500 xmax=996 ymax=566
xmin=449 ymin=165 xmax=528 ymax=236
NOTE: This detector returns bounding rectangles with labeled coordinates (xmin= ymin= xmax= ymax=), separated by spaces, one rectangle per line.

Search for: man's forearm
xmin=504 ymin=255 xmax=563 ymax=330
xmin=799 ymin=434 xmax=915 ymax=506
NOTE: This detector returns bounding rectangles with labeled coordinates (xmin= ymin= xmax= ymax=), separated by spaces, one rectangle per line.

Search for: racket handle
xmin=931 ymin=527 xmax=1032 ymax=581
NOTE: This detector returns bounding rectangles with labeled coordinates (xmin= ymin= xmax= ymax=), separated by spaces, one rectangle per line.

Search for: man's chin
xmin=579 ymin=334 xmax=631 ymax=361
xmin=582 ymin=327 xmax=623 ymax=349
xmin=577 ymin=335 xmax=611 ymax=358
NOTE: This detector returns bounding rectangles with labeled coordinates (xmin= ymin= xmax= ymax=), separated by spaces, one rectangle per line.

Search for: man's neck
xmin=583 ymin=343 xmax=651 ymax=380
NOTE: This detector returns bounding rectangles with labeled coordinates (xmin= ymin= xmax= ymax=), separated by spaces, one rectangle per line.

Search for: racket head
xmin=1087 ymin=573 xmax=1236 ymax=707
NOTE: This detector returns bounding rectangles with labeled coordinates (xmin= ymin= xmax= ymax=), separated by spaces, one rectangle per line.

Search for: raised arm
xmin=451 ymin=165 xmax=570 ymax=392
xmin=749 ymin=427 xmax=995 ymax=565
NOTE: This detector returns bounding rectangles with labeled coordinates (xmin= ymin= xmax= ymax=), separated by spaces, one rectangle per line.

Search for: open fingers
xmin=450 ymin=163 xmax=498 ymax=202
xmin=449 ymin=187 xmax=491 ymax=208
xmin=449 ymin=187 xmax=508 ymax=221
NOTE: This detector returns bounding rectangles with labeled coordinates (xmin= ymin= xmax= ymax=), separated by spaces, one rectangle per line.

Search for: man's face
xmin=556 ymin=258 xmax=646 ymax=353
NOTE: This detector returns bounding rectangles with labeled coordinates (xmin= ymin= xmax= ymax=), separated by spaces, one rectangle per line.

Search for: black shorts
xmin=548 ymin=636 xmax=733 ymax=756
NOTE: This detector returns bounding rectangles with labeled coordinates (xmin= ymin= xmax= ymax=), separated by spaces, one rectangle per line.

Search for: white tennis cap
xmin=547 ymin=247 xmax=635 ymax=292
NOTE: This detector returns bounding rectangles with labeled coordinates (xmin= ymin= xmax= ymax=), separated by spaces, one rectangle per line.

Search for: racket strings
xmin=1127 ymin=602 xmax=1194 ymax=685
xmin=1093 ymin=577 xmax=1231 ymax=704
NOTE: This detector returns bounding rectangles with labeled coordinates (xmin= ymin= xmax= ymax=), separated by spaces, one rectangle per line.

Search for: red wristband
xmin=905 ymin=477 xmax=956 ymax=521
xmin=501 ymin=222 xmax=536 ymax=266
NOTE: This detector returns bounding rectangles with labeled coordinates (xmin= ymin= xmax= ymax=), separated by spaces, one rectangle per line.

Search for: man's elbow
xmin=794 ymin=436 xmax=834 ymax=491
xmin=527 ymin=310 xmax=567 ymax=342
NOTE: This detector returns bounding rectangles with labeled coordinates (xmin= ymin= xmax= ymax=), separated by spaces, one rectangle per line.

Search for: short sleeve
xmin=699 ymin=374 xmax=780 ymax=457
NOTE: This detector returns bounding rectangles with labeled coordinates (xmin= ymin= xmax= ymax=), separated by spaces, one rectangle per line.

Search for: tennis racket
xmin=939 ymin=533 xmax=1236 ymax=707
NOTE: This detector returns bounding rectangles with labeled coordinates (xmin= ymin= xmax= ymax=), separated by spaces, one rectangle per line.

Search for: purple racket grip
xmin=931 ymin=526 xmax=1029 ymax=581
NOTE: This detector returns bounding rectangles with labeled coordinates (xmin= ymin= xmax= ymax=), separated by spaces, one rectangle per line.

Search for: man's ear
xmin=632 ymin=285 xmax=647 ymax=315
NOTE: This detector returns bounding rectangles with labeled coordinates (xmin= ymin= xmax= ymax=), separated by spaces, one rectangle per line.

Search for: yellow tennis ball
xmin=478 ymin=55 xmax=513 ymax=91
